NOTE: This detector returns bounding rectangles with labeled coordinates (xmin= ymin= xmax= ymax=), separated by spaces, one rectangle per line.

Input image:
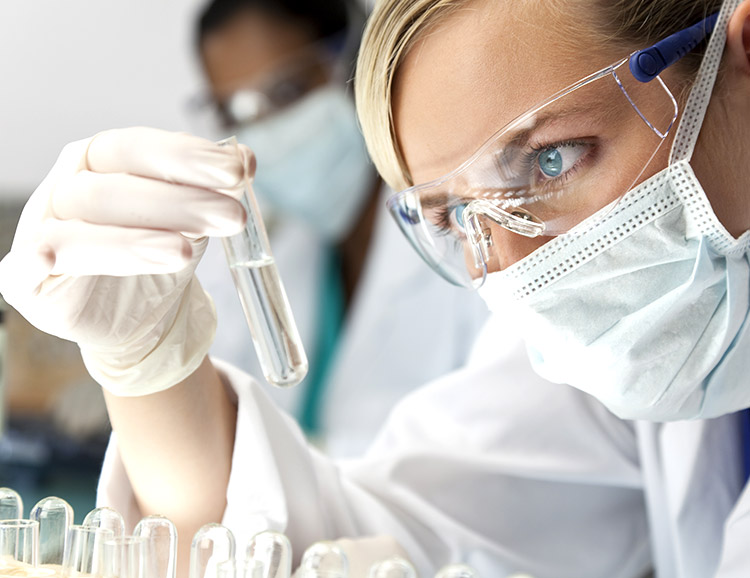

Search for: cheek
xmin=639 ymin=136 xmax=672 ymax=183
xmin=691 ymin=136 xmax=749 ymax=237
xmin=688 ymin=92 xmax=750 ymax=238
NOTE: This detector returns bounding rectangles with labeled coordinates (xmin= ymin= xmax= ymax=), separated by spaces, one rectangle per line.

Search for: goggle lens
xmin=387 ymin=58 xmax=678 ymax=288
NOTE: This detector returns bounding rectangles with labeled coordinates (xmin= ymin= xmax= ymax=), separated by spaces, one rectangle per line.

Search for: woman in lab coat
xmin=192 ymin=0 xmax=488 ymax=456
xmin=1 ymin=0 xmax=750 ymax=577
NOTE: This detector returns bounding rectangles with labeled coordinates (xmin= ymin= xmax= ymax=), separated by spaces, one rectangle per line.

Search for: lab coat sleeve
xmin=99 ymin=342 xmax=652 ymax=578
xmin=218 ymin=359 xmax=423 ymax=562
xmin=220 ymin=344 xmax=652 ymax=578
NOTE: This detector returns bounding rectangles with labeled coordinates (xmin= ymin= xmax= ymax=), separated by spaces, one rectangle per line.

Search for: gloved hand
xmin=291 ymin=536 xmax=411 ymax=578
xmin=0 ymin=127 xmax=251 ymax=396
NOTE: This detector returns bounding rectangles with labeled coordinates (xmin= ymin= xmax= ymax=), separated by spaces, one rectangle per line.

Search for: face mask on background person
xmin=237 ymin=84 xmax=374 ymax=242
xmin=478 ymin=0 xmax=750 ymax=421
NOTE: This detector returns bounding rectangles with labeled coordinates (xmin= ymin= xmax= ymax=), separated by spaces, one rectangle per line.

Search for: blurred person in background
xmin=190 ymin=0 xmax=489 ymax=456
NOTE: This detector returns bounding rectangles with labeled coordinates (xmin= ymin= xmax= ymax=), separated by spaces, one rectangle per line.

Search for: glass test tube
xmin=216 ymin=559 xmax=264 ymax=578
xmin=134 ymin=516 xmax=177 ymax=578
xmin=189 ymin=524 xmax=236 ymax=578
xmin=30 ymin=496 xmax=74 ymax=566
xmin=367 ymin=557 xmax=416 ymax=578
xmin=434 ymin=564 xmax=480 ymax=578
xmin=83 ymin=508 xmax=126 ymax=541
xmin=245 ymin=531 xmax=292 ymax=578
xmin=0 ymin=519 xmax=39 ymax=569
xmin=0 ymin=488 xmax=24 ymax=520
xmin=297 ymin=542 xmax=348 ymax=578
xmin=103 ymin=535 xmax=155 ymax=578
xmin=63 ymin=525 xmax=114 ymax=578
xmin=217 ymin=137 xmax=308 ymax=388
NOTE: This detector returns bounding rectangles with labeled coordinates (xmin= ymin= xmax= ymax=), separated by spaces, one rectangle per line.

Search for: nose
xmin=468 ymin=215 xmax=552 ymax=274
xmin=494 ymin=225 xmax=552 ymax=270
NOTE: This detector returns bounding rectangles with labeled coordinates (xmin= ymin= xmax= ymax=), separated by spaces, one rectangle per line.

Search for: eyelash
xmin=434 ymin=204 xmax=469 ymax=240
xmin=519 ymin=139 xmax=594 ymax=190
xmin=431 ymin=138 xmax=596 ymax=236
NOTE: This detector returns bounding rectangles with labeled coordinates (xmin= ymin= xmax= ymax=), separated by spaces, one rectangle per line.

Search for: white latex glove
xmin=0 ymin=127 xmax=251 ymax=396
xmin=291 ymin=536 xmax=410 ymax=578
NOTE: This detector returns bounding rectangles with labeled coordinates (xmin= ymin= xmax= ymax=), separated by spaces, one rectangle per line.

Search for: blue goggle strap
xmin=629 ymin=11 xmax=720 ymax=83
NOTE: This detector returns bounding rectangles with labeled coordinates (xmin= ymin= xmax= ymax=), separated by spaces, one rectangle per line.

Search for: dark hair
xmin=196 ymin=0 xmax=352 ymax=47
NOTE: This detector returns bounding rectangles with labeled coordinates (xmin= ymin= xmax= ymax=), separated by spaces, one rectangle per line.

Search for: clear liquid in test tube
xmin=217 ymin=137 xmax=308 ymax=387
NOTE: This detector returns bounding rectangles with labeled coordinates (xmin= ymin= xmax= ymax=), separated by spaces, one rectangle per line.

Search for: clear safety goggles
xmin=189 ymin=37 xmax=344 ymax=134
xmin=387 ymin=13 xmax=719 ymax=289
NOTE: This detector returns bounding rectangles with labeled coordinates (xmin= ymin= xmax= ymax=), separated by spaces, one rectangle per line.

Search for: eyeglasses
xmin=188 ymin=35 xmax=345 ymax=134
xmin=387 ymin=12 xmax=719 ymax=289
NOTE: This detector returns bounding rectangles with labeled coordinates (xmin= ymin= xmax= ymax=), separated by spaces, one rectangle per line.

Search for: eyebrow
xmin=419 ymin=191 xmax=459 ymax=210
xmin=501 ymin=98 xmax=617 ymax=150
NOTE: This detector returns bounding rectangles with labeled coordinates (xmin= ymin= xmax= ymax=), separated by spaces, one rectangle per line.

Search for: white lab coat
xmin=196 ymin=183 xmax=489 ymax=457
xmin=97 ymin=313 xmax=750 ymax=578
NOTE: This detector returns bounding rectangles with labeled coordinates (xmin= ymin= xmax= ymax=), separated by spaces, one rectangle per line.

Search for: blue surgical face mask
xmin=478 ymin=0 xmax=750 ymax=421
xmin=237 ymin=84 xmax=374 ymax=241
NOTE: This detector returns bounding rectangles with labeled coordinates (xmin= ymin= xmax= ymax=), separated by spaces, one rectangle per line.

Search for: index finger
xmin=86 ymin=127 xmax=245 ymax=190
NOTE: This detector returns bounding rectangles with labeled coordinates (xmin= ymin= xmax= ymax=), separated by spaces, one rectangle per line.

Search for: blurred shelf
xmin=0 ymin=414 xmax=109 ymax=523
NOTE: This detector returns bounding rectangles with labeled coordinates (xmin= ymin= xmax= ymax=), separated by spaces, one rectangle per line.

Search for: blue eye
xmin=538 ymin=148 xmax=563 ymax=177
xmin=451 ymin=203 xmax=467 ymax=231
xmin=530 ymin=141 xmax=593 ymax=183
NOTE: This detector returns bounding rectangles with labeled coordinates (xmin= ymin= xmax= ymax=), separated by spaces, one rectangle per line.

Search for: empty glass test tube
xmin=217 ymin=137 xmax=308 ymax=387
xmin=30 ymin=496 xmax=74 ymax=566
xmin=0 ymin=487 xmax=24 ymax=520
xmin=368 ymin=557 xmax=417 ymax=578
xmin=245 ymin=530 xmax=292 ymax=578
xmin=0 ymin=519 xmax=39 ymax=568
xmin=298 ymin=541 xmax=348 ymax=578
xmin=434 ymin=564 xmax=481 ymax=578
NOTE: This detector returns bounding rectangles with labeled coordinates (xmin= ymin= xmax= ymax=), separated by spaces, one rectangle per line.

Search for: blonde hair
xmin=354 ymin=0 xmax=722 ymax=192
xmin=354 ymin=0 xmax=467 ymax=191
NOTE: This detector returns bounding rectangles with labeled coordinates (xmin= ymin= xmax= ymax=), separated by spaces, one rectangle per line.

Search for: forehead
xmin=201 ymin=10 xmax=314 ymax=96
xmin=392 ymin=0 xmax=616 ymax=185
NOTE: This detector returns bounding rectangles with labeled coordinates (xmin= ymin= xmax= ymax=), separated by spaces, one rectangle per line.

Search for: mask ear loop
xmin=670 ymin=0 xmax=740 ymax=164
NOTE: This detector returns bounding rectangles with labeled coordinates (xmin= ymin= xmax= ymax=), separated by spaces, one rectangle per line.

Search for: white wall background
xmin=0 ymin=0 xmax=209 ymax=199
